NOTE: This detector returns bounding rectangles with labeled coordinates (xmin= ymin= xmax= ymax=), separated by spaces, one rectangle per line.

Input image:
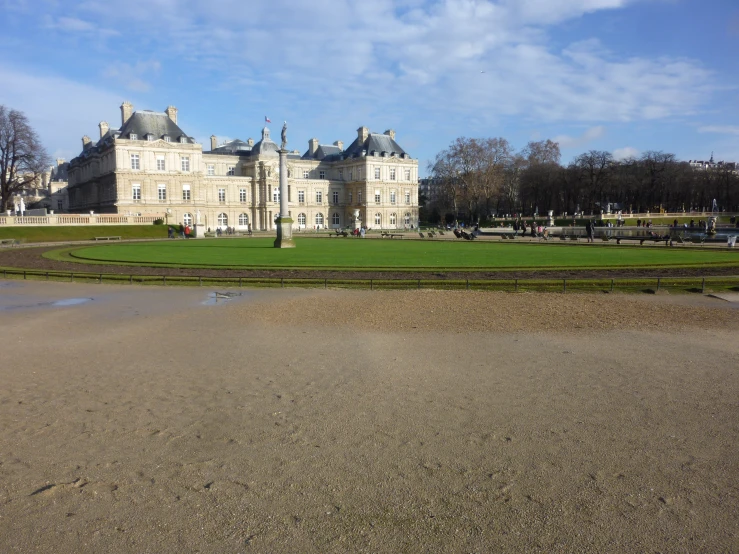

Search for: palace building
xmin=67 ymin=103 xmax=419 ymax=231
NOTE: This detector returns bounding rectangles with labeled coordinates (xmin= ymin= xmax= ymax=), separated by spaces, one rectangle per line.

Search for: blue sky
xmin=1 ymin=0 xmax=737 ymax=175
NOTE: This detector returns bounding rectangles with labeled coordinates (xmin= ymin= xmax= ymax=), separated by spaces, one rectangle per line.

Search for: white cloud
xmin=0 ymin=63 xmax=132 ymax=161
xmin=102 ymin=61 xmax=161 ymax=93
xmin=698 ymin=125 xmax=739 ymax=135
xmin=553 ymin=126 xmax=606 ymax=148
xmin=613 ymin=146 xmax=640 ymax=160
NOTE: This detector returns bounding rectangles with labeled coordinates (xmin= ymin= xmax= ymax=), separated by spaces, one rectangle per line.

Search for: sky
xmin=1 ymin=0 xmax=738 ymax=176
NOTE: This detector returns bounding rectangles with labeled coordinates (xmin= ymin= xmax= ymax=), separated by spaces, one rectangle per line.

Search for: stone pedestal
xmin=274 ymin=216 xmax=295 ymax=248
xmin=192 ymin=223 xmax=206 ymax=239
xmin=274 ymin=148 xmax=295 ymax=248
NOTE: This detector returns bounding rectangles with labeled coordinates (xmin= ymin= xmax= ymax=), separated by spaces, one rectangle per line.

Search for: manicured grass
xmin=57 ymin=237 xmax=739 ymax=271
xmin=0 ymin=225 xmax=167 ymax=242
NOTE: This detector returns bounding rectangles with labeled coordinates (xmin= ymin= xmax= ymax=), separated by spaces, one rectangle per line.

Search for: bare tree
xmin=0 ymin=106 xmax=49 ymax=212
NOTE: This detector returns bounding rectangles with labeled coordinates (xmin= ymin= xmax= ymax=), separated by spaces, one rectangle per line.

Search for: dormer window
xmin=179 ymin=136 xmax=187 ymax=144
xmin=146 ymin=134 xmax=154 ymax=141
xmin=129 ymin=133 xmax=137 ymax=141
xmin=372 ymin=151 xmax=378 ymax=157
xmin=163 ymin=135 xmax=171 ymax=143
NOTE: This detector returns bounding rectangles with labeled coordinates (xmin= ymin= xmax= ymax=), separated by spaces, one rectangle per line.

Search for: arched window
xmin=183 ymin=213 xmax=193 ymax=226
xmin=315 ymin=213 xmax=324 ymax=226
xmin=389 ymin=213 xmax=397 ymax=226
xmin=218 ymin=213 xmax=228 ymax=227
xmin=374 ymin=213 xmax=381 ymax=226
xmin=332 ymin=213 xmax=340 ymax=226
xmin=404 ymin=212 xmax=411 ymax=225
xmin=298 ymin=213 xmax=306 ymax=226
xmin=238 ymin=213 xmax=249 ymax=226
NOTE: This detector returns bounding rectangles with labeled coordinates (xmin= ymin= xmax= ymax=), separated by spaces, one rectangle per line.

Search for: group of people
xmin=512 ymin=219 xmax=548 ymax=239
xmin=167 ymin=225 xmax=192 ymax=239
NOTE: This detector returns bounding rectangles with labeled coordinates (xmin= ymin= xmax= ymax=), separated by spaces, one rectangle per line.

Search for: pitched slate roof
xmin=302 ymin=144 xmax=343 ymax=161
xmin=211 ymin=139 xmax=253 ymax=154
xmin=118 ymin=110 xmax=194 ymax=143
xmin=342 ymin=133 xmax=409 ymax=159
xmin=50 ymin=162 xmax=69 ymax=182
xmin=248 ymin=127 xmax=280 ymax=157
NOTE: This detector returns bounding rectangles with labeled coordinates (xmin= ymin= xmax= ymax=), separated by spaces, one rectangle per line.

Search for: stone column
xmin=274 ymin=149 xmax=295 ymax=248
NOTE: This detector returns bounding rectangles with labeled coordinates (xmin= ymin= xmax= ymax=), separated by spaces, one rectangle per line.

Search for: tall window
xmin=375 ymin=190 xmax=381 ymax=203
xmin=207 ymin=164 xmax=215 ymax=176
xmin=227 ymin=166 xmax=235 ymax=176
xmin=239 ymin=188 xmax=247 ymax=202
xmin=405 ymin=212 xmax=411 ymax=225
xmin=130 ymin=154 xmax=140 ymax=170
xmin=316 ymin=190 xmax=323 ymax=203
xmin=182 ymin=184 xmax=190 ymax=201
xmin=57 ymin=200 xmax=63 ymax=211
xmin=405 ymin=190 xmax=411 ymax=204
xmin=298 ymin=213 xmax=306 ymax=226
xmin=390 ymin=191 xmax=396 ymax=204
xmin=183 ymin=213 xmax=192 ymax=226
xmin=319 ymin=170 xmax=325 ymax=179
xmin=157 ymin=184 xmax=167 ymax=201
xmin=375 ymin=213 xmax=381 ymax=226
xmin=390 ymin=168 xmax=396 ymax=180
xmin=349 ymin=191 xmax=353 ymax=204
xmin=218 ymin=188 xmax=226 ymax=202
xmin=298 ymin=190 xmax=305 ymax=203
xmin=332 ymin=213 xmax=340 ymax=226
xmin=238 ymin=213 xmax=249 ymax=226
xmin=181 ymin=156 xmax=190 ymax=172
xmin=303 ymin=170 xmax=309 ymax=178
xmin=390 ymin=213 xmax=397 ymax=226
xmin=315 ymin=213 xmax=324 ymax=226
xmin=132 ymin=184 xmax=141 ymax=200
xmin=218 ymin=213 xmax=228 ymax=226
xmin=405 ymin=169 xmax=411 ymax=181
xmin=273 ymin=187 xmax=280 ymax=203
xmin=374 ymin=167 xmax=380 ymax=179
xmin=332 ymin=191 xmax=339 ymax=204
xmin=339 ymin=169 xmax=343 ymax=179
xmin=156 ymin=155 xmax=165 ymax=171
xmin=349 ymin=170 xmax=353 ymax=181
xmin=358 ymin=190 xmax=362 ymax=204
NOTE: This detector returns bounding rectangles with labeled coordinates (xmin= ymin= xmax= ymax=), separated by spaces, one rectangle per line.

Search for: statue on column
xmin=281 ymin=121 xmax=287 ymax=150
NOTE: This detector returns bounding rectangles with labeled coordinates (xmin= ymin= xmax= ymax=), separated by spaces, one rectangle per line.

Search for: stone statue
xmin=281 ymin=121 xmax=287 ymax=150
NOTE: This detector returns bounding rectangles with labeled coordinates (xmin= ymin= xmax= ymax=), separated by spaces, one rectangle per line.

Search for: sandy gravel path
xmin=1 ymin=282 xmax=738 ymax=553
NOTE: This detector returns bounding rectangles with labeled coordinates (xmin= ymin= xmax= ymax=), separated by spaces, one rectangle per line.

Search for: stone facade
xmin=67 ymin=104 xmax=420 ymax=231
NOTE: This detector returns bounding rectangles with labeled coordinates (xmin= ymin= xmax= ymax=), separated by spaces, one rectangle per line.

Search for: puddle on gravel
xmin=202 ymin=291 xmax=246 ymax=306
xmin=0 ymin=297 xmax=94 ymax=311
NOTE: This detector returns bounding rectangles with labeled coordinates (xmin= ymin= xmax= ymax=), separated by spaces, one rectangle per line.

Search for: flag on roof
xmin=265 ymin=116 xmax=271 ymax=123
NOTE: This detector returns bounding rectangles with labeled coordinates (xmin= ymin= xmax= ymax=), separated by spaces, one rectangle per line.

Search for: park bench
xmin=419 ymin=232 xmax=425 ymax=238
xmin=93 ymin=236 xmax=121 ymax=241
xmin=614 ymin=235 xmax=671 ymax=246
xmin=381 ymin=233 xmax=403 ymax=239
xmin=328 ymin=231 xmax=348 ymax=237
xmin=0 ymin=238 xmax=18 ymax=246
xmin=690 ymin=236 xmax=705 ymax=246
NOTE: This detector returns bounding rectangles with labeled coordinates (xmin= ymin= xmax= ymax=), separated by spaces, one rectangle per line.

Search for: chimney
xmin=120 ymin=102 xmax=133 ymax=126
xmin=82 ymin=135 xmax=92 ymax=149
xmin=334 ymin=140 xmax=344 ymax=151
xmin=210 ymin=135 xmax=217 ymax=151
xmin=99 ymin=121 xmax=109 ymax=139
xmin=247 ymin=138 xmax=254 ymax=147
xmin=308 ymin=138 xmax=319 ymax=156
xmin=384 ymin=129 xmax=396 ymax=141
xmin=165 ymin=106 xmax=178 ymax=124
xmin=358 ymin=126 xmax=369 ymax=143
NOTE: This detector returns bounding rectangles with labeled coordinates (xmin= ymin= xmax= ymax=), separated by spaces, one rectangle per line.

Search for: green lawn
xmin=57 ymin=237 xmax=739 ymax=271
xmin=0 ymin=225 xmax=167 ymax=242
